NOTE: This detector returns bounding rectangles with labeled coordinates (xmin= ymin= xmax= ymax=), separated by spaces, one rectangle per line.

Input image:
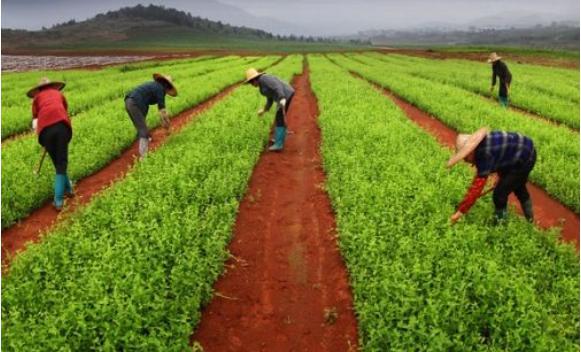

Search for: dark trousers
xmin=39 ymin=122 xmax=72 ymax=174
xmin=125 ymin=98 xmax=149 ymax=139
xmin=498 ymin=80 xmax=510 ymax=98
xmin=275 ymin=94 xmax=294 ymax=127
xmin=493 ymin=152 xmax=536 ymax=211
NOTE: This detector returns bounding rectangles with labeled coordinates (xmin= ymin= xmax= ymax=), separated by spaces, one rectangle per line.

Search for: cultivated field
xmin=2 ymin=52 xmax=578 ymax=351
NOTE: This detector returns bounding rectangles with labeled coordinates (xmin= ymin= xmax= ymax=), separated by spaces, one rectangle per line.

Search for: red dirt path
xmin=355 ymin=74 xmax=579 ymax=250
xmin=191 ymin=65 xmax=359 ymax=351
xmin=1 ymin=84 xmax=239 ymax=269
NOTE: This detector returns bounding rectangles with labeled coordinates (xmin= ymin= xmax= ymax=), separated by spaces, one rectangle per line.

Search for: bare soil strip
xmin=191 ymin=64 xmax=359 ymax=351
xmin=1 ymin=84 xmax=239 ymax=269
xmin=352 ymin=72 xmax=579 ymax=251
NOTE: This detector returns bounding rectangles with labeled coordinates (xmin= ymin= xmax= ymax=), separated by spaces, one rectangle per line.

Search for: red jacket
xmin=458 ymin=176 xmax=488 ymax=214
xmin=32 ymin=88 xmax=71 ymax=135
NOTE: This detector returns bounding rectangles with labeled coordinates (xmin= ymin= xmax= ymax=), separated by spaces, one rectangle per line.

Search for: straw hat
xmin=153 ymin=73 xmax=177 ymax=97
xmin=245 ymin=68 xmax=264 ymax=83
xmin=447 ymin=127 xmax=489 ymax=168
xmin=26 ymin=77 xmax=65 ymax=98
xmin=487 ymin=52 xmax=502 ymax=63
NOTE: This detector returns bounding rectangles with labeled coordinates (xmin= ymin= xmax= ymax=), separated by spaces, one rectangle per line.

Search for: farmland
xmin=1 ymin=52 xmax=579 ymax=351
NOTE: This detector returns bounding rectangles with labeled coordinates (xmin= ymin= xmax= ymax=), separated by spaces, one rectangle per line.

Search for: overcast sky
xmin=2 ymin=0 xmax=579 ymax=35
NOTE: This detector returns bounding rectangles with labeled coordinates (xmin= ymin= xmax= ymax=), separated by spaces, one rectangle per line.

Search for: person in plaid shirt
xmin=447 ymin=128 xmax=536 ymax=224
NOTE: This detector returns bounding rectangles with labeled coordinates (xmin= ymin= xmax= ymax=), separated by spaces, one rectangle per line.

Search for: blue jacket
xmin=126 ymin=81 xmax=166 ymax=115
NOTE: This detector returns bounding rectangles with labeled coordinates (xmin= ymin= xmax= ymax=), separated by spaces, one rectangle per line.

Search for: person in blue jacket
xmin=125 ymin=73 xmax=177 ymax=157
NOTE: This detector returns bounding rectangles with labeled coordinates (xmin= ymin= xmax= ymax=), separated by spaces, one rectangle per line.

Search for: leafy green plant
xmin=361 ymin=52 xmax=580 ymax=129
xmin=2 ymin=55 xmax=303 ymax=351
xmin=1 ymin=55 xmax=280 ymax=228
xmin=309 ymin=55 xmax=579 ymax=351
xmin=330 ymin=53 xmax=580 ymax=212
xmin=1 ymin=56 xmax=246 ymax=139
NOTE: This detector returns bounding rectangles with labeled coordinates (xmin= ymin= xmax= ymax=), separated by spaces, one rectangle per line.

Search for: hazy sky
xmin=2 ymin=0 xmax=579 ymax=35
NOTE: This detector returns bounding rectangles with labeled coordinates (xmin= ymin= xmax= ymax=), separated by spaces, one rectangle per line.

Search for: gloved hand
xmin=32 ymin=118 xmax=38 ymax=132
xmin=279 ymin=98 xmax=287 ymax=108
xmin=257 ymin=108 xmax=265 ymax=117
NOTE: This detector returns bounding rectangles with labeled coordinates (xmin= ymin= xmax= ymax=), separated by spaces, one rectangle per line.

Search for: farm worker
xmin=488 ymin=52 xmax=512 ymax=108
xmin=448 ymin=128 xmax=536 ymax=224
xmin=125 ymin=73 xmax=177 ymax=157
xmin=28 ymin=77 xmax=73 ymax=211
xmin=245 ymin=68 xmax=294 ymax=151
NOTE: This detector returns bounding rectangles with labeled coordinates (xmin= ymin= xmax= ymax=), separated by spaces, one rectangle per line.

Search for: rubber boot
xmin=493 ymin=208 xmax=508 ymax=225
xmin=138 ymin=137 xmax=149 ymax=158
xmin=268 ymin=127 xmax=285 ymax=151
xmin=64 ymin=175 xmax=74 ymax=198
xmin=499 ymin=96 xmax=509 ymax=108
xmin=521 ymin=199 xmax=534 ymax=223
xmin=53 ymin=174 xmax=66 ymax=210
xmin=280 ymin=127 xmax=287 ymax=145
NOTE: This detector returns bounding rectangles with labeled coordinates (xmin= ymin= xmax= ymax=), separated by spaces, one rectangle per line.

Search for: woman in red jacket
xmin=28 ymin=78 xmax=73 ymax=210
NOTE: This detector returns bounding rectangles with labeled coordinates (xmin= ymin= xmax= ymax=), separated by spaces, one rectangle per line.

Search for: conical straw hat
xmin=153 ymin=73 xmax=177 ymax=97
xmin=487 ymin=52 xmax=502 ymax=63
xmin=26 ymin=77 xmax=65 ymax=98
xmin=447 ymin=127 xmax=489 ymax=168
xmin=245 ymin=68 xmax=264 ymax=83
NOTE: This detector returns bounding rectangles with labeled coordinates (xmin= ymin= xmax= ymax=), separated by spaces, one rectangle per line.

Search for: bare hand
xmin=450 ymin=211 xmax=463 ymax=225
xmin=162 ymin=116 xmax=170 ymax=129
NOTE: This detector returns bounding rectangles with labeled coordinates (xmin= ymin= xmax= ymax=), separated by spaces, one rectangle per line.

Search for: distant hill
xmin=2 ymin=4 xmax=358 ymax=53
xmin=352 ymin=23 xmax=579 ymax=50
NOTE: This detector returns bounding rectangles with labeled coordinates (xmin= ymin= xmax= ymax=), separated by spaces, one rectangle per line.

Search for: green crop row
xmin=0 ymin=56 xmax=214 ymax=92
xmin=330 ymin=54 xmax=580 ymax=212
xmin=359 ymin=53 xmax=580 ymax=129
xmin=2 ymin=55 xmax=304 ymax=351
xmin=309 ymin=55 xmax=579 ymax=351
xmin=1 ymin=56 xmax=231 ymax=108
xmin=1 ymin=56 xmax=280 ymax=229
xmin=365 ymin=52 xmax=580 ymax=94
xmin=1 ymin=56 xmax=246 ymax=140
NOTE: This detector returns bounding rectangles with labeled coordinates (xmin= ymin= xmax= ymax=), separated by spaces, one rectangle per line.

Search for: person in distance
xmin=488 ymin=52 xmax=512 ymax=108
xmin=245 ymin=68 xmax=295 ymax=152
xmin=125 ymin=73 xmax=177 ymax=158
xmin=28 ymin=77 xmax=74 ymax=211
xmin=448 ymin=128 xmax=536 ymax=224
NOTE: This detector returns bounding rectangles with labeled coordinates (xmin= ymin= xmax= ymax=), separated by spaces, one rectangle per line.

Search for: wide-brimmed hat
xmin=447 ymin=127 xmax=489 ymax=168
xmin=26 ymin=77 xmax=65 ymax=98
xmin=153 ymin=73 xmax=177 ymax=97
xmin=487 ymin=52 xmax=502 ymax=63
xmin=245 ymin=68 xmax=264 ymax=83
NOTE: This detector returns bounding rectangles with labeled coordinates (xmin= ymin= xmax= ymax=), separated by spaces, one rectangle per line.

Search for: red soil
xmin=1 ymin=84 xmax=239 ymax=269
xmin=358 ymin=75 xmax=579 ymax=250
xmin=191 ymin=65 xmax=359 ymax=351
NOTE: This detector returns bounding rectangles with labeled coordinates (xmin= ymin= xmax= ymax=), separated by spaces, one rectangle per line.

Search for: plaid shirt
xmin=474 ymin=131 xmax=535 ymax=177
xmin=457 ymin=131 xmax=535 ymax=214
